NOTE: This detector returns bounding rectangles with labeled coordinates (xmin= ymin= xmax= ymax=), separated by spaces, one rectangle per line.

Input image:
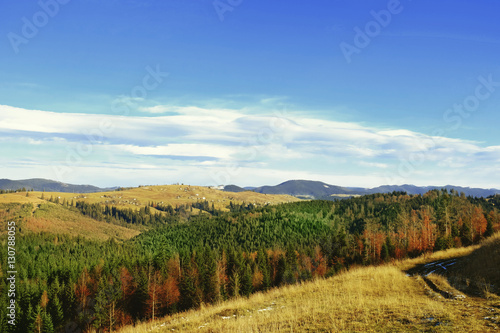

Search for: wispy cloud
xmin=138 ymin=105 xmax=172 ymax=114
xmin=1 ymin=104 xmax=499 ymax=188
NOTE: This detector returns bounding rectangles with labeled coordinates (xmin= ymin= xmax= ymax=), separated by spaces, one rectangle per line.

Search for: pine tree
xmin=179 ymin=260 xmax=201 ymax=310
xmin=229 ymin=271 xmax=240 ymax=297
xmin=198 ymin=249 xmax=220 ymax=304
xmin=381 ymin=242 xmax=389 ymax=262
xmin=34 ymin=304 xmax=43 ymax=333
xmin=25 ymin=303 xmax=38 ymax=333
xmin=42 ymin=311 xmax=55 ymax=333
xmin=240 ymin=263 xmax=253 ymax=297
xmin=49 ymin=295 xmax=64 ymax=330
xmin=275 ymin=255 xmax=287 ymax=286
xmin=460 ymin=220 xmax=473 ymax=246
xmin=256 ymin=249 xmax=271 ymax=291
xmin=485 ymin=218 xmax=494 ymax=237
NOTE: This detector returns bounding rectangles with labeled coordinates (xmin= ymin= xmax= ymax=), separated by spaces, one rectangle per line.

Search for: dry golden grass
xmin=119 ymin=251 xmax=500 ymax=332
xmin=0 ymin=191 xmax=46 ymax=205
xmin=23 ymin=202 xmax=141 ymax=241
xmin=396 ymin=244 xmax=480 ymax=272
xmin=0 ymin=195 xmax=140 ymax=241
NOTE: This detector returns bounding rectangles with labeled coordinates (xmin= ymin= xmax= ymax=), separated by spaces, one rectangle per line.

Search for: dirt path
xmin=406 ymin=258 xmax=458 ymax=277
xmin=406 ymin=258 xmax=500 ymax=330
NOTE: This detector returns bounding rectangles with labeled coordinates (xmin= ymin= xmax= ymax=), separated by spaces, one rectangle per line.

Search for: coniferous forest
xmin=1 ymin=190 xmax=499 ymax=332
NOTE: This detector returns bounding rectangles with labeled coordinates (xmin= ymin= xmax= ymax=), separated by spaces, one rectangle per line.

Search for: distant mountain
xmin=0 ymin=178 xmax=115 ymax=193
xmin=223 ymin=185 xmax=247 ymax=193
xmin=224 ymin=180 xmax=500 ymax=199
xmin=366 ymin=184 xmax=500 ymax=198
xmin=251 ymin=180 xmax=357 ymax=199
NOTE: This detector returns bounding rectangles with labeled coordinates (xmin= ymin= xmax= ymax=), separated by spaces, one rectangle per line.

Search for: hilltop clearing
xmin=1 ymin=184 xmax=298 ymax=211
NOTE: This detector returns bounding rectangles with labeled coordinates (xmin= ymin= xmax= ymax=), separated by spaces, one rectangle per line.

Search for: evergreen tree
xmin=49 ymin=295 xmax=64 ymax=331
xmin=257 ymin=249 xmax=271 ymax=291
xmin=275 ymin=255 xmax=287 ymax=286
xmin=179 ymin=260 xmax=201 ymax=310
xmin=240 ymin=263 xmax=253 ymax=297
xmin=198 ymin=248 xmax=220 ymax=304
xmin=485 ymin=218 xmax=494 ymax=237
xmin=42 ymin=311 xmax=55 ymax=333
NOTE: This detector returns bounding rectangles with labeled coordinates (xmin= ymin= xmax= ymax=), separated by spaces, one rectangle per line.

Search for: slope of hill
xmin=120 ymin=234 xmax=500 ymax=333
xmin=0 ymin=178 xmax=113 ymax=193
xmin=0 ymin=198 xmax=141 ymax=241
xmin=443 ymin=233 xmax=500 ymax=296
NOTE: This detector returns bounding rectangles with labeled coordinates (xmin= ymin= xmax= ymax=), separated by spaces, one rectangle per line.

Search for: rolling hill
xmin=0 ymin=184 xmax=300 ymax=241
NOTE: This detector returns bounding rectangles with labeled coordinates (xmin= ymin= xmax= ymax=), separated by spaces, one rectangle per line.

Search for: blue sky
xmin=1 ymin=0 xmax=499 ymax=188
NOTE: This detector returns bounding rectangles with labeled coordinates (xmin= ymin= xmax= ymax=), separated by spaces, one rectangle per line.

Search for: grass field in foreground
xmin=119 ymin=234 xmax=500 ymax=332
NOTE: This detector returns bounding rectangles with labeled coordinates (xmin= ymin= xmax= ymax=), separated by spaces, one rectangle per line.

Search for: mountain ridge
xmin=2 ymin=178 xmax=498 ymax=198
xmin=0 ymin=178 xmax=115 ymax=193
xmin=225 ymin=179 xmax=500 ymax=199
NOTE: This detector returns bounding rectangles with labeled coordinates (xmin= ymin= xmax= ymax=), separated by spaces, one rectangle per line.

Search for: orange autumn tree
xmin=313 ymin=246 xmax=327 ymax=277
xmin=471 ymin=206 xmax=488 ymax=241
xmin=420 ymin=212 xmax=435 ymax=252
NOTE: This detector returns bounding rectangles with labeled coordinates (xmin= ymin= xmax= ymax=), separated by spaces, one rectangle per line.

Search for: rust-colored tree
xmin=471 ymin=206 xmax=487 ymax=241
xmin=118 ymin=267 xmax=136 ymax=327
xmin=420 ymin=212 xmax=435 ymax=252
xmin=160 ymin=275 xmax=181 ymax=312
xmin=146 ymin=270 xmax=162 ymax=322
xmin=313 ymin=246 xmax=327 ymax=277
xmin=74 ymin=267 xmax=93 ymax=314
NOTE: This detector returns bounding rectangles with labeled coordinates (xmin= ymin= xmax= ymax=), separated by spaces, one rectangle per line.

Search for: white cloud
xmin=117 ymin=143 xmax=236 ymax=159
xmin=1 ymin=103 xmax=499 ymax=188
xmin=138 ymin=105 xmax=172 ymax=113
xmin=359 ymin=161 xmax=389 ymax=169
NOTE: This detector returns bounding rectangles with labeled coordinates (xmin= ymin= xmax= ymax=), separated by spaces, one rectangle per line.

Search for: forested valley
xmin=1 ymin=189 xmax=499 ymax=332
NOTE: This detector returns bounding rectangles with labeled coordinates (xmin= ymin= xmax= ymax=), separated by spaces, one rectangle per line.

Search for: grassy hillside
xmin=1 ymin=185 xmax=298 ymax=211
xmin=28 ymin=202 xmax=141 ymax=241
xmin=0 ymin=198 xmax=140 ymax=241
xmin=120 ymin=234 xmax=500 ymax=333
xmin=444 ymin=233 xmax=500 ymax=297
xmin=0 ymin=185 xmax=299 ymax=241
